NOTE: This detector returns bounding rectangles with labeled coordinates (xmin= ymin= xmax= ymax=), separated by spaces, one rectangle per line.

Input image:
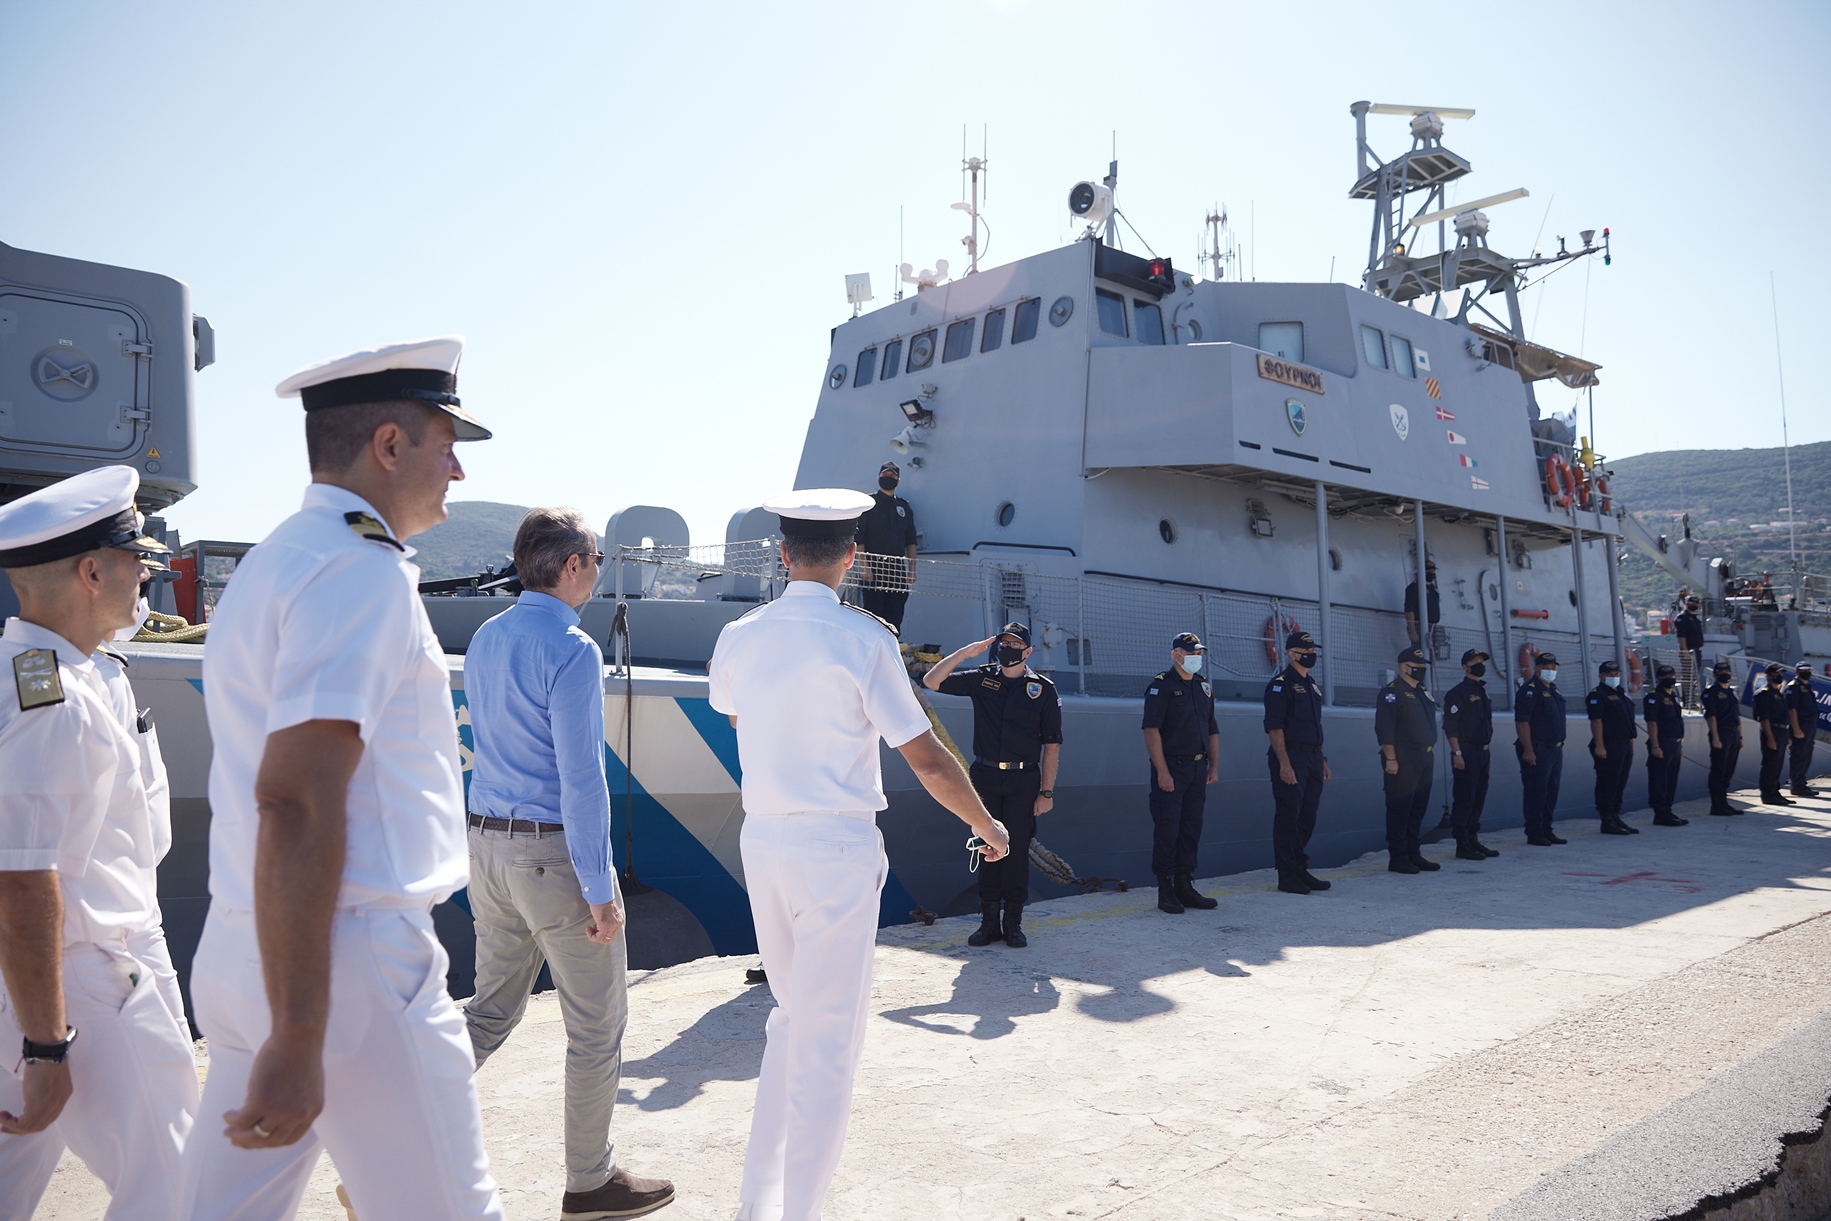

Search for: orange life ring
xmin=1544 ymin=454 xmax=1575 ymax=508
xmin=1626 ymin=649 xmax=1643 ymax=693
xmin=1264 ymin=614 xmax=1304 ymax=665
xmin=1594 ymin=474 xmax=1613 ymax=515
xmin=1518 ymin=641 xmax=1540 ymax=679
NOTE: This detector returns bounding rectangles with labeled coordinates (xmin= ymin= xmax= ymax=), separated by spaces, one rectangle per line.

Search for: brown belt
xmin=468 ymin=813 xmax=564 ymax=834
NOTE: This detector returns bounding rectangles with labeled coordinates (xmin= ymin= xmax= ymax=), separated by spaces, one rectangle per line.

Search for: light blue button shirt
xmin=464 ymin=591 xmax=615 ymax=903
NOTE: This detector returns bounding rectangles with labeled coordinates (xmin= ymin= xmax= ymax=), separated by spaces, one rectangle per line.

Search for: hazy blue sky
xmin=2 ymin=1 xmax=1826 ymax=548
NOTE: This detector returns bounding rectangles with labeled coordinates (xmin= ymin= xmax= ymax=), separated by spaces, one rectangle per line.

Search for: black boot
xmin=1544 ymin=828 xmax=1569 ymax=844
xmin=1175 ymin=873 xmax=1218 ymax=909
xmin=1301 ymin=871 xmax=1333 ymax=891
xmin=1454 ymin=839 xmax=1487 ymax=861
xmin=1409 ymin=852 xmax=1442 ymax=871
xmin=1277 ymin=868 xmax=1310 ymax=895
xmin=1652 ymin=811 xmax=1689 ymax=826
xmin=966 ymin=900 xmax=1003 ymax=946
xmin=1388 ymin=850 xmax=1420 ymax=874
xmin=1600 ymin=813 xmax=1633 ymax=836
xmin=1621 ymin=815 xmax=1640 ymax=833
xmin=1001 ymin=898 xmax=1028 ymax=948
xmin=1157 ymin=875 xmax=1185 ymax=914
xmin=1474 ymin=839 xmax=1500 ymax=857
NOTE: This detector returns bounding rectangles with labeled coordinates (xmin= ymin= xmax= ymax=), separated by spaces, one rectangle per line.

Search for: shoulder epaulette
xmin=344 ymin=511 xmax=404 ymax=551
xmin=12 ymin=649 xmax=64 ymax=710
xmin=97 ymin=646 xmax=129 ymax=668
xmin=841 ymin=602 xmax=899 ymax=638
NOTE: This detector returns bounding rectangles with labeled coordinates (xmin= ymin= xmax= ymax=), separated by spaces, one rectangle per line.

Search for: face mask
xmin=1659 ymin=677 xmax=1676 ymax=689
xmin=878 ymin=477 xmax=899 ymax=493
xmin=111 ymin=595 xmax=152 ymax=644
xmin=1540 ymin=669 xmax=1558 ymax=683
xmin=1716 ymin=674 xmax=1731 ymax=685
xmin=1468 ymin=662 xmax=1486 ymax=678
xmin=1294 ymin=651 xmax=1318 ymax=668
xmin=1603 ymin=676 xmax=1621 ymax=689
xmin=996 ymin=644 xmax=1026 ymax=667
xmin=1180 ymin=653 xmax=1204 ymax=674
xmin=1404 ymin=665 xmax=1425 ymax=681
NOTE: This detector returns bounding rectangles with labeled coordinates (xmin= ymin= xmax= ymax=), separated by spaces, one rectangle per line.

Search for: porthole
xmin=827 ymin=364 xmax=847 ymax=389
xmin=1186 ymin=318 xmax=1204 ymax=341
xmin=1159 ymin=518 xmax=1176 ymax=544
xmin=907 ymin=329 xmax=937 ymax=371
xmin=1049 ymin=296 xmax=1074 ymax=326
xmin=996 ymin=501 xmax=1016 ymax=527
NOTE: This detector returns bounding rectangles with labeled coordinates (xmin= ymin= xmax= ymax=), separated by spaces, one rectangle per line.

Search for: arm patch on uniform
xmin=13 ymin=649 xmax=64 ymax=710
xmin=1147 ymin=686 xmax=1159 ymax=695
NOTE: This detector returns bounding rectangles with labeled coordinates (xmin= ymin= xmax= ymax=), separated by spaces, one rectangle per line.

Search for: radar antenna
xmin=950 ymin=125 xmax=990 ymax=275
xmin=1200 ymin=205 xmax=1238 ymax=282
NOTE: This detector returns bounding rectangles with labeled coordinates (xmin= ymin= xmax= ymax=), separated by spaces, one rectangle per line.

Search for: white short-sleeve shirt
xmin=0 ymin=619 xmax=163 ymax=943
xmin=202 ymin=484 xmax=467 ymax=911
xmin=708 ymin=581 xmax=931 ymax=816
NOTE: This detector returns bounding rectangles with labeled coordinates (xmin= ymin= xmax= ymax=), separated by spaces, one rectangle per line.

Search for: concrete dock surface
xmin=35 ymin=777 xmax=1831 ymax=1220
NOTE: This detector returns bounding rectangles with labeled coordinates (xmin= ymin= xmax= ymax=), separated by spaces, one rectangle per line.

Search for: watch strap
xmin=22 ymin=1026 xmax=77 ymax=1064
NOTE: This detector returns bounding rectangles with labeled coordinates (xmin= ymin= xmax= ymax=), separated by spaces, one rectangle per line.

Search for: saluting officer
xmin=924 ymin=622 xmax=1063 ymax=948
xmin=1263 ymin=630 xmax=1332 ymax=896
xmin=1755 ymin=663 xmax=1796 ymax=806
xmin=1587 ymin=660 xmax=1641 ymax=835
xmin=1787 ymin=662 xmax=1820 ymax=798
xmin=1376 ymin=646 xmax=1439 ymax=874
xmin=0 ymin=467 xmax=198 ymax=1221
xmin=1142 ymin=633 xmax=1221 ymax=914
xmin=710 ymin=489 xmax=1008 ymax=1221
xmin=1441 ymin=648 xmax=1499 ymax=860
xmin=1703 ymin=661 xmax=1744 ymax=817
xmin=1516 ymin=652 xmax=1569 ymax=845
xmin=181 ymin=338 xmax=506 ymax=1220
xmin=1643 ymin=664 xmax=1690 ymax=826
xmin=853 ymin=460 xmax=918 ymax=632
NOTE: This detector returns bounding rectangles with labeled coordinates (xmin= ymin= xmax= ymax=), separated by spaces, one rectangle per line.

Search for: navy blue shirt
xmin=1262 ymin=665 xmax=1324 ymax=748
xmin=1514 ymin=677 xmax=1567 ymax=747
xmin=1143 ymin=669 xmax=1219 ymax=757
xmin=1702 ymin=682 xmax=1742 ymax=743
xmin=1586 ymin=683 xmax=1639 ymax=741
xmin=1375 ymin=679 xmax=1437 ymax=750
xmin=1787 ymin=678 xmax=1822 ymax=735
xmin=1644 ymin=686 xmax=1684 ymax=744
xmin=936 ymin=663 xmax=1062 ymax=765
xmin=1441 ymin=677 xmax=1493 ymax=747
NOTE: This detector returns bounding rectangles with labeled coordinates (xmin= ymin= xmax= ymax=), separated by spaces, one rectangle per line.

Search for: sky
xmin=2 ymin=1 xmax=1827 ymax=550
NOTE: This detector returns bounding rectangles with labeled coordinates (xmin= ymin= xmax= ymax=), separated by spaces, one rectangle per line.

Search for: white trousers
xmin=179 ymin=905 xmax=504 ymax=1221
xmin=736 ymin=813 xmax=887 ymax=1221
xmin=0 ymin=926 xmax=199 ymax=1221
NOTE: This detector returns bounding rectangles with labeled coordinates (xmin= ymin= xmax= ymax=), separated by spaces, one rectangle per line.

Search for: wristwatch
xmin=23 ymin=1027 xmax=77 ymax=1065
xmin=1038 ymin=789 xmax=1054 ymax=798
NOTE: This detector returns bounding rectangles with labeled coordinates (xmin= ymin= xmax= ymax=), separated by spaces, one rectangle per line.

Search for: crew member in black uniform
xmin=1442 ymin=648 xmax=1499 ymax=860
xmin=1263 ymin=630 xmax=1332 ymax=896
xmin=1754 ymin=662 xmax=1796 ymax=806
xmin=1515 ymin=652 xmax=1569 ymax=845
xmin=925 ymin=622 xmax=1062 ymax=948
xmin=1404 ymin=559 xmax=1440 ymax=648
xmin=854 ymin=460 xmax=918 ymax=632
xmin=1703 ymin=661 xmax=1744 ymax=816
xmin=1142 ymin=633 xmax=1221 ymax=914
xmin=1788 ymin=662 xmax=1820 ymax=798
xmin=1674 ymin=596 xmax=1705 ymax=706
xmin=1643 ymin=664 xmax=1690 ymax=826
xmin=1587 ymin=659 xmax=1640 ymax=835
xmin=1376 ymin=646 xmax=1440 ymax=873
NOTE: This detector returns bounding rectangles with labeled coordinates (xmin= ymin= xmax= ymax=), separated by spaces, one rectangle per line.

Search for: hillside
xmin=411 ymin=501 xmax=529 ymax=581
xmin=1606 ymin=441 xmax=1830 ymax=619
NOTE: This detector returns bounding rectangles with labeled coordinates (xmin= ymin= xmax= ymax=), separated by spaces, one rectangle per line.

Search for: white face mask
xmin=1180 ymin=653 xmax=1204 ymax=675
xmin=111 ymin=595 xmax=152 ymax=643
xmin=1539 ymin=668 xmax=1558 ymax=684
xmin=1603 ymin=676 xmax=1621 ymax=689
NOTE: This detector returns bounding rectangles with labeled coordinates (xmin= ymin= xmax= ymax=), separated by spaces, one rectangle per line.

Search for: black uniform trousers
xmin=1760 ymin=737 xmax=1788 ymax=798
xmin=1592 ymin=739 xmax=1634 ymax=817
xmin=1708 ymin=740 xmax=1741 ymax=807
xmin=860 ymin=586 xmax=910 ymax=632
xmin=1646 ymin=746 xmax=1683 ymax=817
xmin=1793 ymin=733 xmax=1817 ymax=792
xmin=1268 ymin=745 xmax=1325 ymax=871
xmin=969 ymin=763 xmax=1038 ymax=902
xmin=1149 ymin=756 xmax=1207 ymax=876
xmin=1384 ymin=747 xmax=1434 ymax=856
xmin=1519 ymin=741 xmax=1564 ymax=837
xmin=1450 ymin=746 xmax=1491 ymax=841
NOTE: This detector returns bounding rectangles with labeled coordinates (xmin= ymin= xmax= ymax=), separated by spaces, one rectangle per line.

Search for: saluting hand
xmin=975 ymin=636 xmax=999 ymax=658
xmin=0 ymin=1061 xmax=71 ymax=1135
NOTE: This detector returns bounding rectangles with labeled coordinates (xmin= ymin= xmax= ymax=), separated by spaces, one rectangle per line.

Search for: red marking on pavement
xmin=1561 ymin=870 xmax=1703 ymax=894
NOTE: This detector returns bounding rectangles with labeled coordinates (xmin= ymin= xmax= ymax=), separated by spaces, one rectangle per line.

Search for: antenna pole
xmin=1771 ymin=271 xmax=1800 ymax=603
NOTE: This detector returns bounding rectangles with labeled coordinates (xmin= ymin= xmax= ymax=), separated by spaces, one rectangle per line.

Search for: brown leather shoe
xmin=560 ymin=1168 xmax=676 ymax=1218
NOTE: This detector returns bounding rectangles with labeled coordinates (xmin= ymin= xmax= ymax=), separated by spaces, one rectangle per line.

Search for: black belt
xmin=469 ymin=813 xmax=565 ymax=834
xmin=974 ymin=759 xmax=1031 ymax=770
xmin=1167 ymin=753 xmax=1206 ymax=762
xmin=1287 ymin=741 xmax=1323 ymax=752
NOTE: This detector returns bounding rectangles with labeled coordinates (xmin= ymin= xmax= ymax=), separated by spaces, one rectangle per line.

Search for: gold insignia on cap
xmin=13 ymin=649 xmax=65 ymax=710
xmin=344 ymin=511 xmax=404 ymax=552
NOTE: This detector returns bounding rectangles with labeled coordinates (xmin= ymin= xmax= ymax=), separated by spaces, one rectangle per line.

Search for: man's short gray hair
xmin=514 ymin=507 xmax=596 ymax=592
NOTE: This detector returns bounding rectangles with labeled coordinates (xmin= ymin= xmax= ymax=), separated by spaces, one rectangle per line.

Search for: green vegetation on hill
xmin=1607 ymin=441 xmax=1831 ymax=619
xmin=411 ymin=501 xmax=529 ymax=581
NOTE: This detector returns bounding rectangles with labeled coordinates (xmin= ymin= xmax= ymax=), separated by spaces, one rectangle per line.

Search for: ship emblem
xmin=1026 ymin=681 xmax=1041 ymax=699
xmin=1389 ymin=403 xmax=1410 ymax=441
xmin=1285 ymin=399 xmax=1306 ymax=436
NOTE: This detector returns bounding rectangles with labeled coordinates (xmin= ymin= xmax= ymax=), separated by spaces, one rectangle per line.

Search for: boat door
xmin=0 ymin=288 xmax=153 ymax=456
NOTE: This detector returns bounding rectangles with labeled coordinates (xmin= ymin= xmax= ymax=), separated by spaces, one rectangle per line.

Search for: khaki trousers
xmin=463 ymin=824 xmax=628 ymax=1195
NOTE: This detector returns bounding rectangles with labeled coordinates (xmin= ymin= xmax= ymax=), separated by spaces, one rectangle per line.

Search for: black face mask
xmin=1716 ymin=674 xmax=1732 ymax=685
xmin=1468 ymin=662 xmax=1486 ymax=678
xmin=1659 ymin=677 xmax=1676 ymax=688
xmin=878 ymin=477 xmax=899 ymax=493
xmin=1403 ymin=666 xmax=1425 ymax=681
xmin=997 ymin=644 xmax=1026 ymax=667
xmin=1294 ymin=651 xmax=1318 ymax=668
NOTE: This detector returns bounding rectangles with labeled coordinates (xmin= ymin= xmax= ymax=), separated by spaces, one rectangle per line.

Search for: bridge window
xmin=854 ymin=348 xmax=876 ymax=388
xmin=1360 ymin=324 xmax=1388 ymax=369
xmin=1011 ymin=298 xmax=1041 ymax=344
xmin=1391 ymin=334 xmax=1416 ymax=378
xmin=1096 ymin=288 xmax=1128 ymax=337
xmin=1259 ymin=321 xmax=1304 ymax=362
xmin=907 ymin=329 xmax=937 ymax=372
xmin=981 ymin=308 xmax=1006 ymax=352
xmin=943 ymin=318 xmax=975 ymax=363
xmin=1134 ymin=300 xmax=1165 ymax=345
xmin=881 ymin=339 xmax=902 ymax=381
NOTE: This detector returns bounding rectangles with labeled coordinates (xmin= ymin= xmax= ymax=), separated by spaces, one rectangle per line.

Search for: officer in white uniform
xmin=710 ymin=489 xmax=1011 ymax=1221
xmin=0 ymin=465 xmax=199 ymax=1220
xmin=179 ymin=338 xmax=505 ymax=1220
